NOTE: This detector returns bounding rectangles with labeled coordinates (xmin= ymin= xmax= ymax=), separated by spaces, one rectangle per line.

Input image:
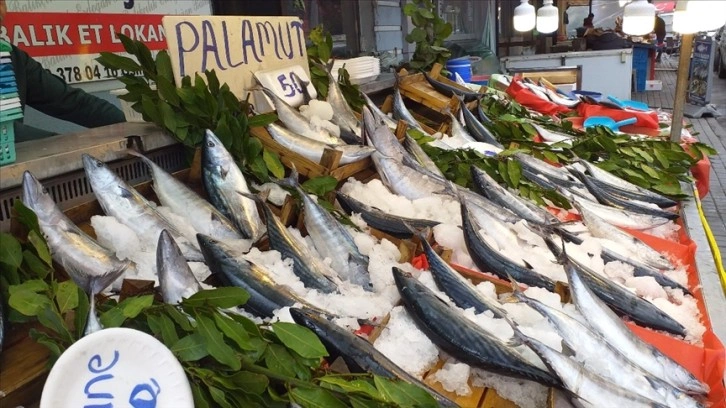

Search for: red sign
xmin=0 ymin=12 xmax=167 ymax=57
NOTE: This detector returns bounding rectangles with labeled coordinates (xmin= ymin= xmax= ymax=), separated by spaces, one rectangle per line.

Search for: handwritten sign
xmin=254 ymin=65 xmax=318 ymax=111
xmin=162 ymin=16 xmax=310 ymax=100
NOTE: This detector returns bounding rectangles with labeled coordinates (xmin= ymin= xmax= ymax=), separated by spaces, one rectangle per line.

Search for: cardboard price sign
xmin=162 ymin=16 xmax=310 ymax=100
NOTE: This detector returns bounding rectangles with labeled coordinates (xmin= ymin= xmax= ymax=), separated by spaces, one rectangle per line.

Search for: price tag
xmin=253 ymin=65 xmax=318 ymax=112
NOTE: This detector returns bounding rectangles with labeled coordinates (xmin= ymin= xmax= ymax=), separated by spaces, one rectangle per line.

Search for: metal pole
xmin=670 ymin=33 xmax=694 ymax=142
xmin=589 ymin=0 xmax=593 ymax=15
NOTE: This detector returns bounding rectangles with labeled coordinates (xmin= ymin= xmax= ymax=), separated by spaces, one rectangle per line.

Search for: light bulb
xmin=536 ymin=0 xmax=559 ymax=34
xmin=514 ymin=0 xmax=536 ymax=32
xmin=622 ymin=0 xmax=656 ymax=36
xmin=673 ymin=0 xmax=726 ymax=34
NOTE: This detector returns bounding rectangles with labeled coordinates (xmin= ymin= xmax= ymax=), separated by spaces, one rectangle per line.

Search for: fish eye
xmin=95 ymin=160 xmax=103 ymax=167
xmin=207 ymin=140 xmax=215 ymax=147
xmin=42 ymin=187 xmax=48 ymax=194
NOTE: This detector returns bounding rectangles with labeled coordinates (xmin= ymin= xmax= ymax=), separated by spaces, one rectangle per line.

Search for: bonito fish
xmin=129 ymin=150 xmax=243 ymax=241
xmin=82 ymin=154 xmax=203 ymax=261
xmin=157 ymin=230 xmax=202 ymax=305
xmin=393 ymin=268 xmax=562 ymax=388
xmin=561 ymin=244 xmax=709 ymax=395
xmin=202 ymin=129 xmax=265 ymax=242
xmin=321 ymin=64 xmax=362 ymax=144
xmin=289 ymin=307 xmax=459 ymax=407
xmin=278 ymin=170 xmax=373 ymax=291
xmin=266 ymin=123 xmax=374 ymax=165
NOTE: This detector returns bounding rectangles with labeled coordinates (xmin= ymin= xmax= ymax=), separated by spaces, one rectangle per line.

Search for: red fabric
xmin=691 ymin=157 xmax=712 ymax=199
xmin=576 ymin=103 xmax=661 ymax=129
xmin=411 ymin=254 xmax=429 ymax=271
xmin=505 ymin=78 xmax=572 ymax=116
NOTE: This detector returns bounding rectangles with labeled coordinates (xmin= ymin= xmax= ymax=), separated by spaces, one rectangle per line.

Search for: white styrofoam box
xmin=645 ymin=80 xmax=663 ymax=91
xmin=253 ymin=65 xmax=317 ymax=113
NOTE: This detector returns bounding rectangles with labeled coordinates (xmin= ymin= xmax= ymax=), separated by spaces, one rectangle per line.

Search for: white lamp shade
xmin=536 ymin=1 xmax=559 ymax=34
xmin=622 ymin=0 xmax=656 ymax=35
xmin=673 ymin=1 xmax=726 ymax=34
xmin=514 ymin=0 xmax=536 ymax=32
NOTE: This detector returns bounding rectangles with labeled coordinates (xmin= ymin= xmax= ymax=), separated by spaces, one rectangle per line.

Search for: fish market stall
xmin=2 ymin=12 xmax=726 ymax=408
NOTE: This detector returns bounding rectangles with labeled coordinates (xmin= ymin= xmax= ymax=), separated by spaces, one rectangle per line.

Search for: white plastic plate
xmin=40 ymin=327 xmax=193 ymax=408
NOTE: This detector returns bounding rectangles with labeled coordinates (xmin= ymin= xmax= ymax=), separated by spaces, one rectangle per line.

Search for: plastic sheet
xmin=504 ymin=78 xmax=572 ymax=116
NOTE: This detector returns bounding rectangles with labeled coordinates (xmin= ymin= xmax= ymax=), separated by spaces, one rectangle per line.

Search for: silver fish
xmin=157 ymin=230 xmax=202 ymax=305
xmin=255 ymin=87 xmax=341 ymax=145
xmin=371 ymin=152 xmax=444 ymax=200
xmin=323 ymin=65 xmax=362 ymax=143
xmin=514 ymin=152 xmax=585 ymax=189
xmin=266 ymin=123 xmax=375 ymax=165
xmin=23 ymin=171 xmax=134 ymax=337
xmin=574 ymin=201 xmax=675 ymax=270
xmin=202 ymin=130 xmax=265 ymax=242
xmin=361 ymin=92 xmax=399 ymax=131
xmin=402 ymin=134 xmax=444 ymax=177
xmin=529 ymin=122 xmax=575 ymax=144
xmin=362 ymin=106 xmax=407 ymax=159
xmin=278 ymin=170 xmax=372 ymax=291
xmin=563 ymin=189 xmax=671 ymax=231
xmin=446 ymin=111 xmax=477 ymax=143
xmin=511 ymin=327 xmax=669 ymax=408
xmin=513 ymin=288 xmax=702 ymax=408
xmin=392 ymin=85 xmax=428 ymax=135
xmin=562 ymin=247 xmax=709 ymax=395
xmin=82 ymin=154 xmax=203 ymax=261
xmin=129 ymin=150 xmax=244 ymax=241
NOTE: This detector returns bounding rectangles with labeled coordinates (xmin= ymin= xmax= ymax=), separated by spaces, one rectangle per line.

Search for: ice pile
xmin=299 ymin=100 xmax=340 ymax=137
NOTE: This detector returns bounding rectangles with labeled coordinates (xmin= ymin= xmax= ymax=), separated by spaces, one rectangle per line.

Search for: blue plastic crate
xmin=633 ymin=57 xmax=648 ymax=92
xmin=1 ymin=120 xmax=16 ymax=166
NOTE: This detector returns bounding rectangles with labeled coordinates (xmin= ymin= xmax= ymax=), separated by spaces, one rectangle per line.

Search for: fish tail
xmin=275 ymin=166 xmax=300 ymax=190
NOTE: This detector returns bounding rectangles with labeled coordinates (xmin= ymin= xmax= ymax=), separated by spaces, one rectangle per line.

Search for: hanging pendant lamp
xmin=673 ymin=0 xmax=726 ymax=34
xmin=514 ymin=0 xmax=536 ymax=32
xmin=622 ymin=0 xmax=656 ymax=36
xmin=536 ymin=0 xmax=559 ymax=34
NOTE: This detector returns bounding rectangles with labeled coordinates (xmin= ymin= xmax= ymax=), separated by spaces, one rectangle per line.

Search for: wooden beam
xmin=670 ymin=33 xmax=694 ymax=142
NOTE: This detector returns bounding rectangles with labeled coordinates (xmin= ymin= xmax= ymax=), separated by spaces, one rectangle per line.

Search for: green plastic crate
xmin=0 ymin=120 xmax=16 ymax=165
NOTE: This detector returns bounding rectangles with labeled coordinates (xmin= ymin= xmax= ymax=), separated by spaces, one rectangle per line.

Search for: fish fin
xmin=523 ymin=260 xmax=534 ymax=270
xmin=236 ymin=189 xmax=270 ymax=206
xmin=118 ymin=186 xmax=134 ymax=199
xmin=560 ymin=340 xmax=576 ymax=357
xmin=275 ymin=166 xmax=300 ymax=190
xmin=505 ymin=273 xmax=527 ymax=300
xmin=290 ymin=71 xmax=310 ymax=88
xmin=339 ymin=127 xmax=362 ymax=145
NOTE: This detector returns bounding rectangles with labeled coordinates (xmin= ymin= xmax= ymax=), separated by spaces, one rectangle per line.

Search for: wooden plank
xmin=0 ymin=324 xmax=51 ymax=408
xmin=481 ymin=389 xmax=520 ymax=408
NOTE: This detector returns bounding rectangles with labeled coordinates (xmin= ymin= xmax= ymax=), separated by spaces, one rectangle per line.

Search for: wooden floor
xmin=633 ymin=55 xmax=726 ymax=266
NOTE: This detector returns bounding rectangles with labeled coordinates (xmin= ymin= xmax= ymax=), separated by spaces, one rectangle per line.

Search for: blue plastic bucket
xmin=446 ymin=57 xmax=472 ymax=83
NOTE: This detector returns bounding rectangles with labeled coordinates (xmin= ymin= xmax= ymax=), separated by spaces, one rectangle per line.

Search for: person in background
xmin=0 ymin=0 xmax=126 ymax=143
xmin=654 ymin=13 xmax=666 ymax=62
xmin=583 ymin=13 xmax=595 ymax=28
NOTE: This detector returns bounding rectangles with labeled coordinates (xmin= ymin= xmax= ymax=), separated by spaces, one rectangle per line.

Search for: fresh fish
xmin=545 ymin=240 xmax=687 ymax=336
xmin=456 ymin=95 xmax=502 ymax=147
xmin=197 ymin=234 xmax=324 ymax=317
xmin=372 ymin=152 xmax=444 ymax=200
xmin=82 ymin=154 xmax=203 ymax=261
xmin=278 ymin=171 xmax=372 ymax=291
xmin=561 ymin=188 xmax=671 ymax=230
xmin=336 ymin=191 xmax=440 ymax=238
xmin=128 ymin=150 xmax=244 ymax=241
xmin=574 ymin=160 xmax=677 ymax=208
xmin=289 ymin=307 xmax=459 ymax=408
xmin=290 ymin=71 xmax=313 ymax=105
xmin=255 ymin=87 xmax=341 ymax=145
xmin=568 ymin=169 xmax=679 ymax=220
xmin=574 ymin=201 xmax=676 ymax=270
xmin=361 ymin=92 xmax=399 ymax=131
xmin=362 ymin=106 xmax=408 ymax=159
xmin=560 ymin=242 xmax=709 ymax=394
xmin=544 ymin=88 xmax=580 ymax=108
xmin=510 ymin=327 xmax=669 ymax=408
xmin=321 ymin=63 xmax=362 ymax=144
xmin=22 ymin=170 xmax=134 ymax=336
xmin=461 ymin=201 xmax=557 ymax=291
xmin=241 ymin=192 xmax=339 ymax=293
xmin=477 ymin=101 xmax=493 ymax=125
xmin=416 ymin=230 xmax=506 ymax=318
xmin=511 ymin=285 xmax=703 ymax=408
xmin=514 ymin=153 xmax=585 ymax=189
xmin=446 ymin=111 xmax=477 ymax=144
xmin=470 ymin=165 xmax=559 ymax=226
xmin=422 ymin=72 xmax=480 ymax=102
xmin=392 ymin=84 xmax=428 ymax=135
xmin=529 ymin=122 xmax=576 ymax=144
xmin=266 ymin=123 xmax=375 ymax=165
xmin=521 ymin=82 xmax=552 ymax=101
xmin=202 ymin=130 xmax=265 ymax=242
xmin=402 ymin=134 xmax=444 ymax=177
xmin=157 ymin=230 xmax=202 ymax=305
xmin=393 ymin=268 xmax=562 ymax=388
